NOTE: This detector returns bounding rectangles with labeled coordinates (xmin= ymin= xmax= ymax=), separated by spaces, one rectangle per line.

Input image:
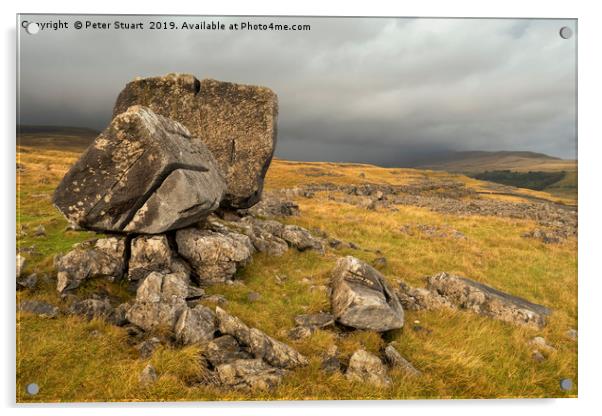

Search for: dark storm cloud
xmin=17 ymin=16 xmax=577 ymax=164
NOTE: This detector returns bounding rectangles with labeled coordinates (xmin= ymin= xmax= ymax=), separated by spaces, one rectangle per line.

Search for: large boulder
xmin=426 ymin=272 xmax=551 ymax=328
xmin=55 ymin=237 xmax=127 ymax=292
xmin=330 ymin=256 xmax=404 ymax=332
xmin=215 ymin=307 xmax=308 ymax=369
xmin=53 ymin=105 xmax=225 ymax=234
xmin=113 ymin=74 xmax=278 ymax=209
xmin=175 ymin=227 xmax=254 ymax=284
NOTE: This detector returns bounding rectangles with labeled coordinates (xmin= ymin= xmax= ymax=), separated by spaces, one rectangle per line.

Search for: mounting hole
xmin=25 ymin=22 xmax=40 ymax=35
xmin=560 ymin=378 xmax=573 ymax=391
xmin=559 ymin=26 xmax=573 ymax=39
xmin=26 ymin=383 xmax=39 ymax=395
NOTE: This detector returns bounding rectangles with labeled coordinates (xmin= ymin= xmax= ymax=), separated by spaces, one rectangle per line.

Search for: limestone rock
xmin=215 ymin=307 xmax=308 ymax=369
xmin=55 ymin=237 xmax=127 ymax=292
xmin=53 ymin=105 xmax=225 ymax=234
xmin=175 ymin=227 xmax=254 ymax=284
xmin=69 ymin=298 xmax=114 ymax=321
xmin=136 ymin=337 xmax=162 ymax=359
xmin=294 ymin=312 xmax=334 ymax=329
xmin=18 ymin=300 xmax=59 ymax=318
xmin=427 ymin=272 xmax=551 ymax=328
xmin=396 ymin=281 xmax=454 ymax=311
xmin=247 ymin=218 xmax=323 ymax=252
xmin=204 ymin=335 xmax=252 ymax=367
xmin=174 ymin=304 xmax=216 ymax=345
xmin=128 ymin=235 xmax=190 ymax=281
xmin=139 ymin=364 xmax=157 ymax=385
xmin=346 ymin=349 xmax=391 ymax=387
xmin=113 ymin=74 xmax=278 ymax=209
xmin=330 ymin=256 xmax=404 ymax=332
xmin=384 ymin=345 xmax=421 ymax=376
xmin=216 ymin=359 xmax=285 ymax=390
xmin=125 ymin=271 xmax=190 ymax=331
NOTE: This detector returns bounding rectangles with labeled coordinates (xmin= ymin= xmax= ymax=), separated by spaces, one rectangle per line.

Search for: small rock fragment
xmin=384 ymin=345 xmax=421 ymax=376
xmin=139 ymin=364 xmax=158 ymax=385
xmin=18 ymin=300 xmax=59 ymax=318
xmin=346 ymin=349 xmax=391 ymax=387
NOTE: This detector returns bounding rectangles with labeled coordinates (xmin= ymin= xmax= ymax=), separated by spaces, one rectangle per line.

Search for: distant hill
xmin=416 ymin=150 xmax=576 ymax=173
xmin=17 ymin=125 xmax=99 ymax=151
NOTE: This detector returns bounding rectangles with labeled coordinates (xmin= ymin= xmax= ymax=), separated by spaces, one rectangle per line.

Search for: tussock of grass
xmin=16 ymin=145 xmax=577 ymax=401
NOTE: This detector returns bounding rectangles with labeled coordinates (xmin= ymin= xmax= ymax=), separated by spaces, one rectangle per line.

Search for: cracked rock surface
xmin=330 ymin=256 xmax=404 ymax=332
xmin=113 ymin=74 xmax=278 ymax=209
xmin=53 ymin=105 xmax=225 ymax=234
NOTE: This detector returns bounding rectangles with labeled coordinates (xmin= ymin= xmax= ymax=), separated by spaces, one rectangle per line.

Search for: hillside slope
xmin=16 ymin=135 xmax=577 ymax=401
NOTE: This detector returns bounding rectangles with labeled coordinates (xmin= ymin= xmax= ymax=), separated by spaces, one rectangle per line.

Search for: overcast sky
xmin=18 ymin=16 xmax=577 ymax=165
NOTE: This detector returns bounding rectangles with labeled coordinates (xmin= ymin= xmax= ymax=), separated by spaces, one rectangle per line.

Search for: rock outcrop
xmin=53 ymin=105 xmax=225 ymax=234
xmin=128 ymin=235 xmax=190 ymax=282
xmin=426 ymin=272 xmax=551 ymax=328
xmin=113 ymin=74 xmax=278 ymax=209
xmin=175 ymin=227 xmax=254 ymax=284
xmin=215 ymin=307 xmax=308 ymax=369
xmin=330 ymin=256 xmax=404 ymax=332
xmin=55 ymin=237 xmax=127 ymax=292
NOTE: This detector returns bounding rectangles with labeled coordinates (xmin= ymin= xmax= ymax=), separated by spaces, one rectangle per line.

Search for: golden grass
xmin=16 ymin=145 xmax=577 ymax=402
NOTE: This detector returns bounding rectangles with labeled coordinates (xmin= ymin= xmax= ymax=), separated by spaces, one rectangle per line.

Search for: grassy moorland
xmin=16 ymin=142 xmax=577 ymax=402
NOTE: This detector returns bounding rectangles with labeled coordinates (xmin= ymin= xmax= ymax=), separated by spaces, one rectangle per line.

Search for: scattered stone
xmin=18 ymin=300 xmax=59 ymax=318
xmin=111 ymin=303 xmax=131 ymax=326
xmin=139 ymin=364 xmax=158 ymax=385
xmin=247 ymin=292 xmax=261 ymax=303
xmin=565 ymin=328 xmax=577 ymax=341
xmin=522 ymin=228 xmax=565 ymax=244
xmin=53 ymin=105 xmax=225 ymax=233
xmin=531 ymin=350 xmax=546 ymax=363
xmin=17 ymin=273 xmax=37 ymax=291
xmin=216 ymin=359 xmax=285 ymax=390
xmin=136 ymin=337 xmax=162 ymax=359
xmin=69 ymin=298 xmax=114 ymax=321
xmin=33 ymin=225 xmax=46 ymax=237
xmin=64 ymin=221 xmax=84 ymax=232
xmin=113 ymin=74 xmax=278 ymax=209
xmin=203 ymin=294 xmax=228 ymax=306
xmin=246 ymin=218 xmax=323 ymax=252
xmin=126 ymin=271 xmax=190 ymax=331
xmin=55 ymin=236 xmax=127 ymax=293
xmin=216 ymin=307 xmax=308 ymax=369
xmin=174 ymin=305 xmax=216 ymax=345
xmin=294 ymin=312 xmax=334 ymax=329
xmin=400 ymin=223 xmax=465 ymax=240
xmin=529 ymin=336 xmax=556 ymax=353
xmin=321 ymin=356 xmax=342 ymax=374
xmin=346 ymin=349 xmax=391 ymax=387
xmin=330 ymin=256 xmax=404 ymax=332
xmin=287 ymin=326 xmax=313 ymax=340
xmin=244 ymin=193 xmax=300 ymax=218
xmin=176 ymin=227 xmax=254 ymax=284
xmin=128 ymin=235 xmax=190 ymax=282
xmin=372 ymin=257 xmax=387 ymax=269
xmin=384 ymin=345 xmax=421 ymax=376
xmin=427 ymin=272 xmax=551 ymax=328
xmin=204 ymin=335 xmax=253 ymax=367
xmin=16 ymin=254 xmax=25 ymax=278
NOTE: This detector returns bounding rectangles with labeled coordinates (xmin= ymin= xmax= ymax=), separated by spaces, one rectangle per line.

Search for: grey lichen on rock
xmin=52 ymin=105 xmax=225 ymax=234
xmin=330 ymin=256 xmax=404 ymax=332
xmin=55 ymin=237 xmax=127 ymax=293
xmin=113 ymin=74 xmax=278 ymax=209
xmin=346 ymin=349 xmax=391 ymax=387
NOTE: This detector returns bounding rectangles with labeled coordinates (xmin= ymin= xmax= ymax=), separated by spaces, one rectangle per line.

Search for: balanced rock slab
xmin=53 ymin=105 xmax=225 ymax=234
xmin=113 ymin=74 xmax=278 ymax=209
xmin=330 ymin=256 xmax=404 ymax=332
xmin=427 ymin=272 xmax=551 ymax=328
